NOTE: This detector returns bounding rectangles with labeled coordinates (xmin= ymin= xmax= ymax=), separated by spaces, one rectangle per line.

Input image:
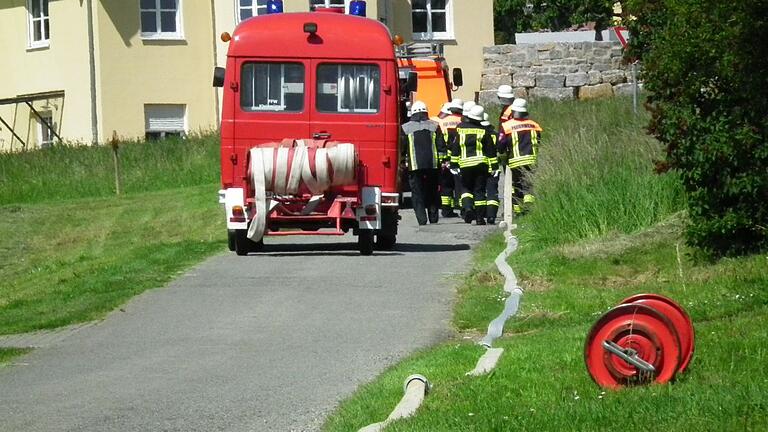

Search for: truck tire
xmin=358 ymin=230 xmax=374 ymax=256
xmin=376 ymin=210 xmax=398 ymax=250
xmin=227 ymin=230 xmax=236 ymax=251
xmin=234 ymin=229 xmax=264 ymax=256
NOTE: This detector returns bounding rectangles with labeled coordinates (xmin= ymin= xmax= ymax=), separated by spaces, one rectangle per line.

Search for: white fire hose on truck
xmin=246 ymin=140 xmax=357 ymax=242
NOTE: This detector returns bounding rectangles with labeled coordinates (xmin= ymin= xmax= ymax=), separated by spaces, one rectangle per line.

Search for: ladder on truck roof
xmin=396 ymin=42 xmax=444 ymax=59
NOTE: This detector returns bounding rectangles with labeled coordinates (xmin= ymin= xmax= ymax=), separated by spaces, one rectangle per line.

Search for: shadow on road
xmin=244 ymin=241 xmax=470 ymax=256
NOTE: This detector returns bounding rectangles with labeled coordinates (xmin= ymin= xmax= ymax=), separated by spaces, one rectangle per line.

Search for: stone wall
xmin=479 ymin=42 xmax=636 ymax=105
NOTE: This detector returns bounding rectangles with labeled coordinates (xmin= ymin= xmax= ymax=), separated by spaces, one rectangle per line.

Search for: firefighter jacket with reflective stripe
xmin=499 ymin=104 xmax=514 ymax=124
xmin=431 ymin=113 xmax=462 ymax=141
xmin=499 ymin=118 xmax=543 ymax=169
xmin=401 ymin=116 xmax=447 ymax=171
xmin=485 ymin=124 xmax=499 ymax=173
xmin=448 ymin=119 xmax=497 ymax=170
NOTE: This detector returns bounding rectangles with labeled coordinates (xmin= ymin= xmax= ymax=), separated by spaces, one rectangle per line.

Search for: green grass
xmin=0 ymin=185 xmax=224 ymax=335
xmin=0 ymin=348 xmax=31 ymax=365
xmin=0 ymin=134 xmax=225 ymax=335
xmin=323 ymin=97 xmax=768 ymax=431
xmin=0 ymin=134 xmax=220 ymax=205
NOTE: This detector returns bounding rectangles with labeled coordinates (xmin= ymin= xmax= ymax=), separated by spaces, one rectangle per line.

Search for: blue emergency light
xmin=349 ymin=1 xmax=366 ymax=17
xmin=266 ymin=0 xmax=283 ymax=14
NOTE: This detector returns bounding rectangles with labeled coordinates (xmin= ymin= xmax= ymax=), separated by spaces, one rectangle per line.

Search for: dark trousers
xmin=439 ymin=167 xmax=455 ymax=210
xmin=486 ymin=173 xmax=499 ymax=220
xmin=460 ymin=164 xmax=489 ymax=220
xmin=409 ymin=169 xmax=440 ymax=225
xmin=511 ymin=165 xmax=535 ymax=210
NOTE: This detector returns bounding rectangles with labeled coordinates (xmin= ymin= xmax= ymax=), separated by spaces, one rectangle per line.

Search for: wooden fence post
xmin=110 ymin=131 xmax=121 ymax=196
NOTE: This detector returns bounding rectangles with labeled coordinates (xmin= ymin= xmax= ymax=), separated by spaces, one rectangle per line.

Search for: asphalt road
xmin=0 ymin=211 xmax=493 ymax=432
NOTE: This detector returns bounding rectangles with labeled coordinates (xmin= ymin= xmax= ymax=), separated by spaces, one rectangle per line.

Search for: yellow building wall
xmin=96 ymin=1 xmax=219 ymax=140
xmin=0 ymin=1 xmax=94 ymax=150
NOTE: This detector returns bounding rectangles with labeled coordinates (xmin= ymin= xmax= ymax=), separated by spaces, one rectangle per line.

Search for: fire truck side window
xmin=241 ymin=63 xmax=305 ymax=112
xmin=316 ymin=64 xmax=380 ymax=114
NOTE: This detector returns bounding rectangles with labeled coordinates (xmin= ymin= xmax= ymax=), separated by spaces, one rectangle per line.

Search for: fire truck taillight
xmin=266 ymin=0 xmax=283 ymax=14
xmin=221 ymin=32 xmax=231 ymax=42
xmin=231 ymin=205 xmax=247 ymax=223
xmin=393 ymin=35 xmax=404 ymax=46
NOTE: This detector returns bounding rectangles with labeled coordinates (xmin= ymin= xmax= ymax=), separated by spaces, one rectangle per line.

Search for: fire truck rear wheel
xmin=376 ymin=211 xmax=398 ymax=250
xmin=234 ymin=229 xmax=264 ymax=256
xmin=227 ymin=230 xmax=236 ymax=251
xmin=358 ymin=230 xmax=374 ymax=256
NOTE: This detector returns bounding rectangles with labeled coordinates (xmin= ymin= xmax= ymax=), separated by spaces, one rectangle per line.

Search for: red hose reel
xmin=584 ymin=294 xmax=695 ymax=389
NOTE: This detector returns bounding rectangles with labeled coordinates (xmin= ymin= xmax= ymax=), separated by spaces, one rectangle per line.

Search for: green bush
xmin=626 ymin=0 xmax=768 ymax=257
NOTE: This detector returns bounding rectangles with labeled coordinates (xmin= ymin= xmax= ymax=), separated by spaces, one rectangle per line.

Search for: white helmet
xmin=450 ymin=98 xmax=464 ymax=111
xmin=411 ymin=100 xmax=428 ymax=114
xmin=440 ymin=102 xmax=452 ymax=115
xmin=497 ymin=84 xmax=514 ymax=99
xmin=481 ymin=113 xmax=491 ymax=127
xmin=511 ymin=98 xmax=528 ymax=113
xmin=462 ymin=101 xmax=477 ymax=113
xmin=467 ymin=105 xmax=485 ymax=122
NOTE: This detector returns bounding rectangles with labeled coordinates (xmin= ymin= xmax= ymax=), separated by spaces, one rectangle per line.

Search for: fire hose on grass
xmin=246 ymin=140 xmax=357 ymax=242
xmin=358 ymin=375 xmax=431 ymax=432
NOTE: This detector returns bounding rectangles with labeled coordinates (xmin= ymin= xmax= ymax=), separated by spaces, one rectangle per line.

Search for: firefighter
xmin=401 ymin=101 xmax=447 ymax=225
xmin=497 ymin=84 xmax=516 ymax=124
xmin=498 ymin=98 xmax=542 ymax=215
xmin=448 ymin=105 xmax=497 ymax=225
xmin=482 ymin=112 xmax=500 ymax=224
xmin=431 ymin=100 xmax=463 ymax=218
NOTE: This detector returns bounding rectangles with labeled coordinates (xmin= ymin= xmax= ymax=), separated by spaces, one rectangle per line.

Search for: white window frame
xmin=27 ymin=0 xmax=50 ymax=49
xmin=37 ymin=113 xmax=56 ymax=147
xmin=309 ymin=0 xmax=351 ymax=13
xmin=236 ymin=0 xmax=268 ymax=24
xmin=140 ymin=0 xmax=184 ymax=40
xmin=412 ymin=0 xmax=454 ymax=41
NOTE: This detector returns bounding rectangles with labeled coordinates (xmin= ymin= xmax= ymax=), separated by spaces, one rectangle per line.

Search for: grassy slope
xmin=323 ymin=98 xmax=768 ymax=431
xmin=0 ymin=136 xmax=224 ymax=335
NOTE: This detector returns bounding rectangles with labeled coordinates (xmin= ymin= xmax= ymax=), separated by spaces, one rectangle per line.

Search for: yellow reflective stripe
xmin=523 ymin=194 xmax=536 ymax=204
xmin=487 ymin=200 xmax=500 ymax=207
xmin=461 ymin=193 xmax=474 ymax=200
xmin=531 ymin=131 xmax=539 ymax=157
xmin=508 ymin=155 xmax=536 ymax=168
xmin=475 ymin=200 xmax=487 ymax=206
xmin=432 ymin=133 xmax=438 ymax=169
xmin=512 ymin=133 xmax=521 ymax=159
xmin=408 ymin=134 xmax=417 ymax=170
xmin=441 ymin=196 xmax=453 ymax=205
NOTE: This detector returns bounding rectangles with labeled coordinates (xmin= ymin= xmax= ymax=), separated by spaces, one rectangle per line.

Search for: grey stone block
xmin=536 ymin=73 xmax=565 ymax=88
xmin=478 ymin=90 xmax=499 ymax=106
xmin=587 ymin=70 xmax=602 ymax=85
xmin=514 ymin=87 xmax=529 ymax=99
xmin=579 ymin=83 xmax=614 ymax=100
xmin=512 ymin=72 xmax=536 ymax=88
xmin=481 ymin=74 xmax=512 ymax=91
xmin=613 ymin=83 xmax=636 ymax=96
xmin=602 ymin=70 xmax=627 ymax=85
xmin=484 ymin=45 xmax=515 ymax=55
xmin=566 ymin=72 xmax=588 ymax=87
xmin=530 ymin=87 xmax=577 ymax=101
xmin=591 ymin=62 xmax=612 ymax=72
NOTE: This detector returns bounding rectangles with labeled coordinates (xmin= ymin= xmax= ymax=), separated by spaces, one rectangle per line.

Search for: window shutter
xmin=145 ymin=104 xmax=186 ymax=132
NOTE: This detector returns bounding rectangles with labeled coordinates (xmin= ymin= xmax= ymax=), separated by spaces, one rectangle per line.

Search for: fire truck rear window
xmin=241 ymin=63 xmax=305 ymax=112
xmin=316 ymin=64 xmax=380 ymax=114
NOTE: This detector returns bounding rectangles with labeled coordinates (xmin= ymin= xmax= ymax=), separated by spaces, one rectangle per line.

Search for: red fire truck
xmin=214 ymin=10 xmax=416 ymax=256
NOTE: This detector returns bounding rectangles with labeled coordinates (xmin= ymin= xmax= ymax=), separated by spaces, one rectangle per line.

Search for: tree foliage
xmin=494 ymin=0 xmax=614 ymax=44
xmin=625 ymin=0 xmax=768 ymax=257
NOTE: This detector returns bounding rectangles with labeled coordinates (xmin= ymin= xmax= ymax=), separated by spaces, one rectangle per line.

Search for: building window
xmin=412 ymin=0 xmax=453 ymax=41
xmin=140 ymin=0 xmax=183 ymax=39
xmin=27 ymin=0 xmax=50 ymax=48
xmin=309 ymin=0 xmax=349 ymax=12
xmin=241 ymin=63 xmax=305 ymax=112
xmin=316 ymin=64 xmax=380 ymax=114
xmin=37 ymin=113 xmax=56 ymax=148
xmin=237 ymin=0 xmax=267 ymax=23
xmin=145 ymin=104 xmax=186 ymax=140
